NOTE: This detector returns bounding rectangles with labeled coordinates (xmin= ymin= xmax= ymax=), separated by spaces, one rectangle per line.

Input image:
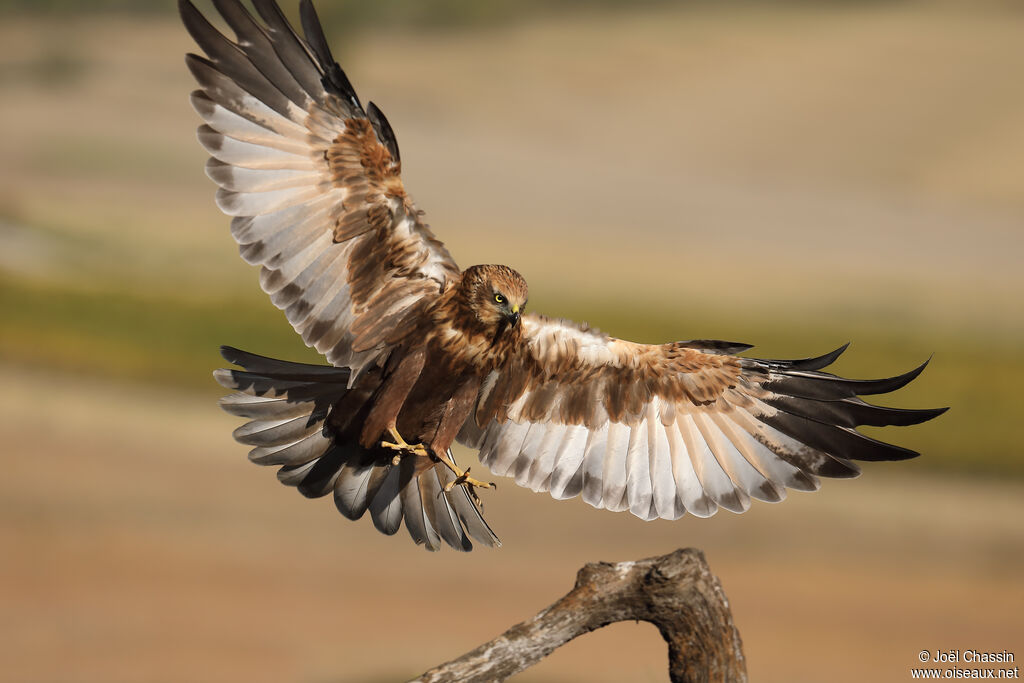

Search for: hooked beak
xmin=508 ymin=311 xmax=520 ymax=326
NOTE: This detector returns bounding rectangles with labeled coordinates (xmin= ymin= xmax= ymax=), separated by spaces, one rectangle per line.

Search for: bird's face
xmin=463 ymin=264 xmax=529 ymax=334
xmin=489 ymin=286 xmax=525 ymax=328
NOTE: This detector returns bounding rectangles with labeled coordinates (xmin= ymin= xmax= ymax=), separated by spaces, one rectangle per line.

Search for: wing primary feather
xmin=732 ymin=407 xmax=862 ymax=479
xmin=187 ymin=59 xmax=306 ymax=137
xmin=766 ymin=394 xmax=948 ymax=429
xmin=767 ymin=359 xmax=931 ymax=400
xmin=761 ymin=410 xmax=920 ymax=462
xmin=181 ymin=16 xmax=297 ymax=125
xmin=298 ymin=0 xmax=362 ymax=109
xmin=210 ymin=0 xmax=313 ymax=109
xmin=250 ymin=0 xmax=326 ymax=101
xmin=770 ymin=342 xmax=850 ymax=371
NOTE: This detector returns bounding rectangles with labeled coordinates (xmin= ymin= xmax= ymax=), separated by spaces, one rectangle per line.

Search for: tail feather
xmin=420 ymin=466 xmax=473 ymax=551
xmin=249 ymin=431 xmax=332 ymax=466
xmin=214 ymin=347 xmax=500 ymax=551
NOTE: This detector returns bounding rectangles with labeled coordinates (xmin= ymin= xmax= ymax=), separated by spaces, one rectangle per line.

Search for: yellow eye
xmin=494 ymin=293 xmax=506 ymax=305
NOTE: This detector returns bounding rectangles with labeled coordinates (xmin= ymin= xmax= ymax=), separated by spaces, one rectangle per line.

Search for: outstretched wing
xmin=182 ymin=0 xmax=459 ymax=376
xmin=460 ymin=315 xmax=946 ymax=521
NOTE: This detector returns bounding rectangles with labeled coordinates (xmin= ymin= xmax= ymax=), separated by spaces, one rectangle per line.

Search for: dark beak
xmin=508 ymin=312 xmax=520 ymax=327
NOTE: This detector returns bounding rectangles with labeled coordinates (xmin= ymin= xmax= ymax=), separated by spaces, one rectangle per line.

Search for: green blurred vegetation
xmin=0 ymin=272 xmax=321 ymax=392
xmin=2 ymin=270 xmax=1020 ymax=480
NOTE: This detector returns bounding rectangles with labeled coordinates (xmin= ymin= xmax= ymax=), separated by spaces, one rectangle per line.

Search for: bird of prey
xmin=182 ymin=0 xmax=946 ymax=551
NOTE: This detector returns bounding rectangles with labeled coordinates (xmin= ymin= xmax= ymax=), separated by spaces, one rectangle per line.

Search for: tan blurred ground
xmin=1 ymin=3 xmax=1023 ymax=682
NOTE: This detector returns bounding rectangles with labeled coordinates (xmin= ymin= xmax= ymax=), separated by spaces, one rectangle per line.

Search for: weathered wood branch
xmin=410 ymin=548 xmax=747 ymax=683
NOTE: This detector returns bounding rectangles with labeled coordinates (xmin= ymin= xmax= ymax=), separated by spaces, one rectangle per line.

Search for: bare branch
xmin=410 ymin=548 xmax=747 ymax=683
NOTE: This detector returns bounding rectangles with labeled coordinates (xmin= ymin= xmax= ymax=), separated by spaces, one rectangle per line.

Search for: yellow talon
xmin=381 ymin=427 xmax=496 ymax=505
xmin=443 ymin=467 xmax=496 ymax=493
xmin=443 ymin=467 xmax=497 ymax=507
xmin=456 ymin=477 xmax=494 ymax=507
xmin=380 ymin=427 xmax=430 ymax=458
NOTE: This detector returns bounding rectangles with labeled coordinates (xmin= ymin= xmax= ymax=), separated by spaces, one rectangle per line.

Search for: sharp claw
xmin=442 ymin=468 xmax=496 ymax=510
xmin=380 ymin=433 xmax=429 ymax=458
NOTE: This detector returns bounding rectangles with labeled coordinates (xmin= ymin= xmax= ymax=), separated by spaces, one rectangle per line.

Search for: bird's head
xmin=461 ymin=264 xmax=529 ymax=332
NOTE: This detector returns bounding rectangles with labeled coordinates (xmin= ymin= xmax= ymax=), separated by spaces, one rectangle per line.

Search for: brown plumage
xmin=184 ymin=0 xmax=947 ymax=551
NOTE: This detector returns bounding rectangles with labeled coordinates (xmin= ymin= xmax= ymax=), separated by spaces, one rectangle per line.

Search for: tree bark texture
xmin=410 ymin=548 xmax=747 ymax=683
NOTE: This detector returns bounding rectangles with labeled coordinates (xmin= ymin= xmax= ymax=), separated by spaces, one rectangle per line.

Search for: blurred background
xmin=1 ymin=0 xmax=1022 ymax=681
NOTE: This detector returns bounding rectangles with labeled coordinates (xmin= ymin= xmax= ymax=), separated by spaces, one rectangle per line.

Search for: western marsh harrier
xmin=182 ymin=0 xmax=946 ymax=551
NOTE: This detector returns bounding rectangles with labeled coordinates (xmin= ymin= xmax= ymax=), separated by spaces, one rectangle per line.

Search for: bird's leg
xmin=380 ymin=426 xmax=430 ymax=465
xmin=380 ymin=426 xmax=495 ymax=501
xmin=432 ymin=450 xmax=496 ymax=505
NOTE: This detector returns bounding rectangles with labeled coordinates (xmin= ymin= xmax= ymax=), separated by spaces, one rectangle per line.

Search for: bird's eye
xmin=494 ymin=293 xmax=506 ymax=305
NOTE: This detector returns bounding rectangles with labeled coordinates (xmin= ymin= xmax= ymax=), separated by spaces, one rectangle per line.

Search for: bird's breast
xmin=428 ymin=323 xmax=512 ymax=376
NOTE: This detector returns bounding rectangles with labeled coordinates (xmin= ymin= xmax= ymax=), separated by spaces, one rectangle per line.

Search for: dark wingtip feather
xmin=888 ymin=404 xmax=949 ymax=426
xmin=786 ymin=342 xmax=850 ymax=371
xmin=298 ymin=0 xmax=333 ymax=64
xmin=367 ymin=101 xmax=400 ymax=162
xmin=298 ymin=0 xmax=361 ymax=109
xmin=770 ymin=356 xmax=934 ymax=401
xmin=767 ymin=395 xmax=949 ymax=429
xmin=220 ymin=344 xmax=249 ymax=365
xmin=177 ymin=0 xmax=197 ymax=21
xmin=762 ymin=410 xmax=922 ymax=462
xmin=179 ymin=0 xmax=218 ymax=50
xmin=856 ymin=357 xmax=931 ymax=396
